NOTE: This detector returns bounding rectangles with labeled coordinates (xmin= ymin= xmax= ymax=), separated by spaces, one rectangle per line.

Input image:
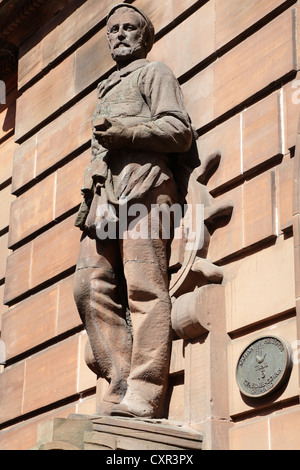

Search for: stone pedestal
xmin=36 ymin=414 xmax=203 ymax=451
xmin=171 ymin=284 xmax=231 ymax=450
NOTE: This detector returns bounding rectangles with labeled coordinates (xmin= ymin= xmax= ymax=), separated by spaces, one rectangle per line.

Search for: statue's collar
xmin=98 ymin=59 xmax=149 ymax=98
xmin=118 ymin=58 xmax=150 ymax=77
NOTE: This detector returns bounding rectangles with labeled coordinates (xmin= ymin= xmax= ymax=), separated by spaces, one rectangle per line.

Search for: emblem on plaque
xmin=236 ymin=336 xmax=293 ymax=398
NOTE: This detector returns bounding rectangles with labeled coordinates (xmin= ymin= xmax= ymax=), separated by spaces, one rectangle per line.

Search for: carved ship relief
xmin=169 ymin=141 xmax=234 ymax=340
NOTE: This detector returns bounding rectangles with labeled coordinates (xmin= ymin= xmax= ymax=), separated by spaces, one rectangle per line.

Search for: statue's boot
xmin=111 ymin=394 xmax=156 ymax=418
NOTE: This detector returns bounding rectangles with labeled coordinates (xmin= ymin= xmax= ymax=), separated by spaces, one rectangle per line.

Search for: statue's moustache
xmin=114 ymin=42 xmax=130 ymax=49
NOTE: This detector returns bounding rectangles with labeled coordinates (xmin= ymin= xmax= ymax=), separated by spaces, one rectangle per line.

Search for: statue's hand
xmin=94 ymin=118 xmax=132 ymax=150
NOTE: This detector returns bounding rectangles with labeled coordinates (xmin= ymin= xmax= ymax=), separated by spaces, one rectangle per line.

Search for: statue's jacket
xmin=75 ymin=58 xmax=193 ymax=232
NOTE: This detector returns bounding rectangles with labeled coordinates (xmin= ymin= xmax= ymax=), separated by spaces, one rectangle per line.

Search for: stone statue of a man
xmin=73 ymin=3 xmax=193 ymax=419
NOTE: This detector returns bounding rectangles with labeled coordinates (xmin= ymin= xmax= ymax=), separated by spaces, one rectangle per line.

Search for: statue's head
xmin=106 ymin=4 xmax=155 ymax=67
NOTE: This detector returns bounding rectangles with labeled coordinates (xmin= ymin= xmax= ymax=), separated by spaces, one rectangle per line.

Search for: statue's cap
xmin=106 ymin=3 xmax=155 ymax=51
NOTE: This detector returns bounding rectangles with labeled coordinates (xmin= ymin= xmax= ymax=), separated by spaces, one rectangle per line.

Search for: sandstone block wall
xmin=0 ymin=0 xmax=300 ymax=450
